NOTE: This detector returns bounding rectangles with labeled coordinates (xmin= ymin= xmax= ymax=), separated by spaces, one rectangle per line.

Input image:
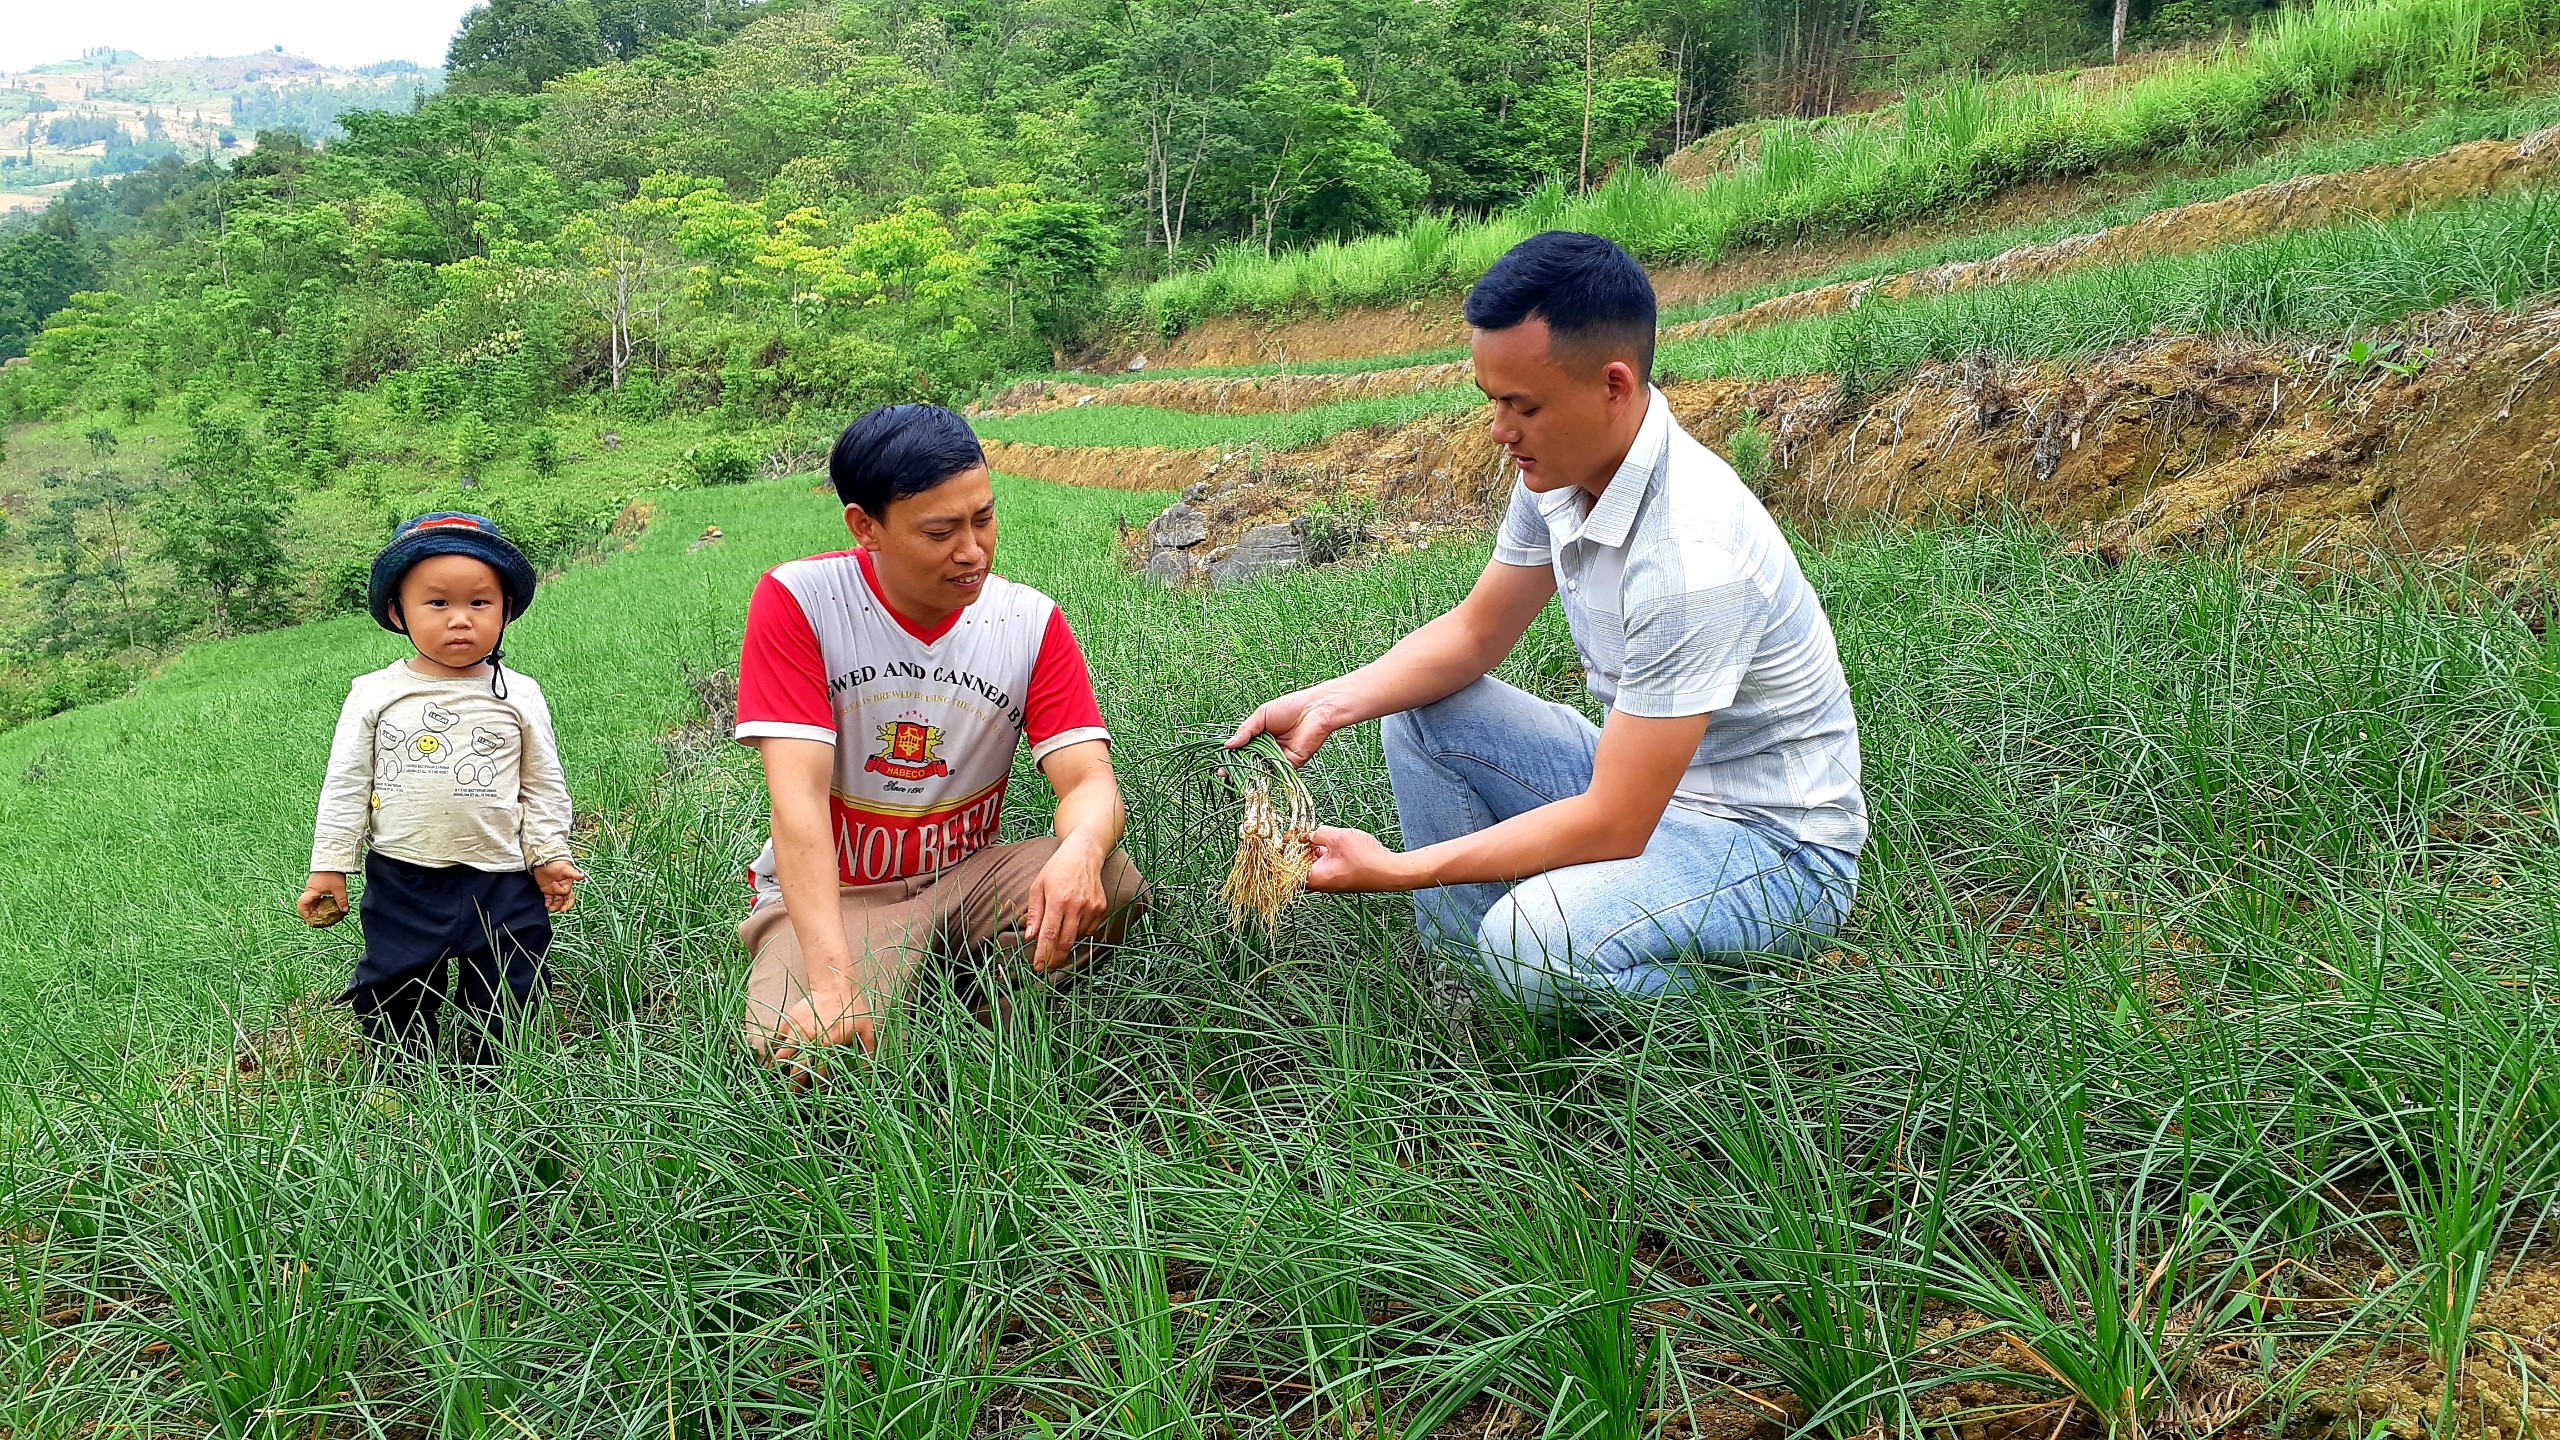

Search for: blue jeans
xmin=1383 ymin=677 xmax=1859 ymax=1015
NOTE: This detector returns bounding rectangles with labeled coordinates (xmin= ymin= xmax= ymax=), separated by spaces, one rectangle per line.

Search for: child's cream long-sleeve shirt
xmin=310 ymin=661 xmax=575 ymax=875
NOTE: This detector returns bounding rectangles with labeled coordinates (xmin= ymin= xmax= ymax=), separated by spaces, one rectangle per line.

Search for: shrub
xmin=484 ymin=491 xmax=616 ymax=571
xmin=527 ymin=427 xmax=562 ymax=477
xmin=0 ymin=653 xmax=138 ymax=731
xmin=680 ymin=436 xmax=760 ymax=488
xmin=1298 ymin=500 xmax=1375 ymax=565
xmin=320 ymin=556 xmax=372 ymax=613
xmin=452 ymin=413 xmax=503 ymax=479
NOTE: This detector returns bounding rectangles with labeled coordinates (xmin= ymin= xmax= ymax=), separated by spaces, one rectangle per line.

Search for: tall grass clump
xmin=1138 ymin=0 xmax=2560 ymax=337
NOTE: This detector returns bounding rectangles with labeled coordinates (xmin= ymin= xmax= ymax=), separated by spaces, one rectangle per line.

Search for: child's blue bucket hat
xmin=368 ymin=512 xmax=539 ymax=633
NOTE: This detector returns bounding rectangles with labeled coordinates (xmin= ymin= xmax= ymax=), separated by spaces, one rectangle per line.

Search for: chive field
xmin=4 ymin=463 xmax=2557 ymax=1436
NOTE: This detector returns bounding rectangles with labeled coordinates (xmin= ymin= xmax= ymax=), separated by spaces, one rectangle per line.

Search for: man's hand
xmin=1023 ymin=838 xmax=1110 ymax=974
xmin=768 ymin=980 xmax=876 ymax=1063
xmin=1305 ymin=826 xmax=1420 ymax=894
xmin=298 ymin=872 xmax=349 ymax=927
xmin=535 ymin=859 xmax=585 ymax=913
xmin=1228 ymin=687 xmax=1344 ymax=766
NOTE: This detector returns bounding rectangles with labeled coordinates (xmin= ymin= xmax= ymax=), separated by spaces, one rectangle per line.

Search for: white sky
xmin=0 ymin=1 xmax=479 ymax=76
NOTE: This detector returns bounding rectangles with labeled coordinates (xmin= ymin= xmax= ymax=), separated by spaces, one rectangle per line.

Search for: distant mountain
xmin=0 ymin=50 xmax=440 ymax=208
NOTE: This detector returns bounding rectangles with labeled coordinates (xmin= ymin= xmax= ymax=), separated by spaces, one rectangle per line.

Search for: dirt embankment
xmin=1675 ymin=123 xmax=2560 ymax=340
xmin=973 ymin=361 xmax=1474 ymax=419
xmin=986 ymin=403 xmax=1513 ymax=546
xmin=998 ymin=298 xmax=2560 ymax=575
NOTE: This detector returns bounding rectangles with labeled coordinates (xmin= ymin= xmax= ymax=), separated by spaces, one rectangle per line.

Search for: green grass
xmin=989 ymin=88 xmax=2560 ymax=403
xmin=4 ymin=461 xmax=2559 ymax=1433
xmin=1136 ymin=0 xmax=2560 ymax=336
xmin=970 ymin=384 xmax=1482 ymax=451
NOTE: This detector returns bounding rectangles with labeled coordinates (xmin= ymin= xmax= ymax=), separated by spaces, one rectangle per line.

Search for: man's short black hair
xmin=829 ymin=403 xmax=988 ymax=517
xmin=1463 ymin=230 xmax=1657 ymax=381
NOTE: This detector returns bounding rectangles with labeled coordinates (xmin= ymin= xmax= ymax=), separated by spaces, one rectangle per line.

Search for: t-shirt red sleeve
xmin=735 ymin=572 xmax=837 ymax=744
xmin=1025 ymin=606 xmax=1109 ymax=762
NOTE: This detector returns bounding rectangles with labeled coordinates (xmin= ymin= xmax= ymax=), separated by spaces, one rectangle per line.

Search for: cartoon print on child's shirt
xmin=450 ymin=726 xmax=512 ymax=795
xmin=406 ymin=700 xmax=461 ymax=767
xmin=374 ymin=720 xmax=408 ymax=787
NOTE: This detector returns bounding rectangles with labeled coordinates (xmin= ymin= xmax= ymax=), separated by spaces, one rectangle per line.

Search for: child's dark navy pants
xmin=345 ymin=852 xmax=551 ymax=1064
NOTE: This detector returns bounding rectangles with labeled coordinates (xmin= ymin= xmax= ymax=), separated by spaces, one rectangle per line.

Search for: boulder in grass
xmin=1147 ymin=502 xmax=1209 ymax=551
xmin=1146 ymin=548 xmax=1202 ymax=588
xmin=1208 ymin=522 xmax=1304 ymax=588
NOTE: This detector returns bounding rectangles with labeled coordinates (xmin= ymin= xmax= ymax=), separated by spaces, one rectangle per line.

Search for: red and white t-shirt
xmin=734 ymin=549 xmax=1109 ymax=898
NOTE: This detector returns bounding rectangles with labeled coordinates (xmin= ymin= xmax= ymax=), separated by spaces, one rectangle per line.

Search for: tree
xmin=555 ymin=177 xmax=688 ymax=392
xmin=0 ymin=232 xmax=96 ymax=360
xmin=980 ymin=199 xmax=1116 ymax=354
xmin=25 ymin=468 xmax=149 ymax=655
xmin=1098 ymin=0 xmax=1275 ymax=258
xmin=1745 ymin=0 xmax=1865 ymax=116
xmin=150 ymin=407 xmax=290 ymax=637
xmin=445 ymin=0 xmax=611 ymax=94
xmin=336 ymin=96 xmax=546 ymax=261
xmin=1230 ymin=53 xmax=1425 ymax=256
xmin=446 ymin=0 xmax=761 ymax=93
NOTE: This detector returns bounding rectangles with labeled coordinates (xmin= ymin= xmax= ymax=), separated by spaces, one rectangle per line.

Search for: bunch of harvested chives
xmin=1170 ymin=734 xmax=1318 ymax=933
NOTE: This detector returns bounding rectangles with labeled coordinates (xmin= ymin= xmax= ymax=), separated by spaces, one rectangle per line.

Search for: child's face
xmin=396 ymin=554 xmax=507 ymax=670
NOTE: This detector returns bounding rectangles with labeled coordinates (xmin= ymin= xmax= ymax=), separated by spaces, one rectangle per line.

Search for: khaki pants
xmin=739 ymin=836 xmax=1147 ymax=1056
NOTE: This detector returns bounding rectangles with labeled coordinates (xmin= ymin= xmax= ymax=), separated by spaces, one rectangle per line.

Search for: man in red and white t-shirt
xmin=734 ymin=404 xmax=1145 ymax=1060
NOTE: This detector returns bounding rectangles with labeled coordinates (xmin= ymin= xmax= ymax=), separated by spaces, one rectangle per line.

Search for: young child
xmin=299 ymin=513 xmax=583 ymax=1069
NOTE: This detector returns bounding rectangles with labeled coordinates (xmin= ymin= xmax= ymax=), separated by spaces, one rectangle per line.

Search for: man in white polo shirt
xmin=1230 ymin=231 xmax=1864 ymax=1015
xmin=735 ymin=404 xmax=1145 ymax=1060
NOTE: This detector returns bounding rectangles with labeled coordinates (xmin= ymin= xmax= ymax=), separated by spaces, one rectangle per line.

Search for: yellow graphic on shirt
xmin=864 ymin=719 xmax=949 ymax=781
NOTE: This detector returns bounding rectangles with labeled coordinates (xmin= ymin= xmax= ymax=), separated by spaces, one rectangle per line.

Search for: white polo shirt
xmin=1491 ymin=387 xmax=1868 ymax=855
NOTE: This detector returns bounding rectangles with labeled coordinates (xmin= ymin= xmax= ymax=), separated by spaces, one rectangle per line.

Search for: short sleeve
xmin=735 ymin=573 xmax=837 ymax=746
xmin=1025 ymin=606 xmax=1109 ymax=765
xmin=1491 ymin=482 xmax=1552 ymax=568
xmin=1613 ymin=557 xmax=1773 ymax=719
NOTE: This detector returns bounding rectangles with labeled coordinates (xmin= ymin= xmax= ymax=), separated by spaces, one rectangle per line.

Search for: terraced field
xmin=978 ymin=114 xmax=2560 ymax=580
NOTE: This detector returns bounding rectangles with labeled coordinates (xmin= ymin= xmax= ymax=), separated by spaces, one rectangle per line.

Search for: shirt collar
xmin=1584 ymin=387 xmax=1670 ymax=550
